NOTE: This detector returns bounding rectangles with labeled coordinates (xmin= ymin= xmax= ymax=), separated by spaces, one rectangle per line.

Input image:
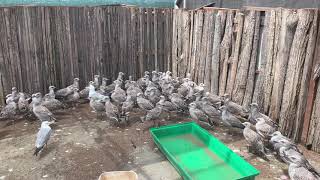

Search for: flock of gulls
xmin=1 ymin=70 xmax=319 ymax=180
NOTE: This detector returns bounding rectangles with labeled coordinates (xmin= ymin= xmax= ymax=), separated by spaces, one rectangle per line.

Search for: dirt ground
xmin=0 ymin=104 xmax=319 ymax=180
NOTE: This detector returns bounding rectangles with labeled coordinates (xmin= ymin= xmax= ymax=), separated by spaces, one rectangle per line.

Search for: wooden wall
xmin=172 ymin=7 xmax=320 ymax=152
xmin=0 ymin=6 xmax=173 ymax=104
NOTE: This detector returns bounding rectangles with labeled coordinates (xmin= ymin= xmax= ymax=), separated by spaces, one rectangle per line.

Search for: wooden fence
xmin=1 ymin=5 xmax=320 ymax=153
xmin=172 ymin=7 xmax=320 ymax=152
xmin=0 ymin=6 xmax=173 ymax=103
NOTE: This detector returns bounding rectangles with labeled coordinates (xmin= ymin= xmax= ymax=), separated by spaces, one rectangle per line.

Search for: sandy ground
xmin=0 ymin=104 xmax=319 ymax=180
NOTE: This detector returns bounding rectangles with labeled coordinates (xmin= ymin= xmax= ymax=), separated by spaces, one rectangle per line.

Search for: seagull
xmin=189 ymin=103 xmax=213 ymax=126
xmin=111 ymin=82 xmax=126 ymax=106
xmin=66 ymin=88 xmax=80 ymax=106
xmin=88 ymin=81 xmax=108 ymax=100
xmin=94 ymin=75 xmax=100 ymax=89
xmin=0 ymin=98 xmax=17 ymax=120
xmin=151 ymin=71 xmax=160 ymax=84
xmin=145 ymin=105 xmax=163 ymax=126
xmin=248 ymin=103 xmax=278 ymax=127
xmin=10 ymin=87 xmax=20 ymax=103
xmin=89 ymin=98 xmax=105 ymax=118
xmin=34 ymin=121 xmax=54 ymax=156
xmin=223 ymin=94 xmax=248 ymax=118
xmin=255 ymin=118 xmax=276 ymax=138
xmin=126 ymin=84 xmax=143 ymax=102
xmin=219 ymin=106 xmax=245 ymax=129
xmin=199 ymin=100 xmax=221 ymax=124
xmin=45 ymin=86 xmax=56 ymax=99
xmin=18 ymin=92 xmax=30 ymax=113
xmin=194 ymin=83 xmax=205 ymax=94
xmin=105 ymin=96 xmax=120 ymax=123
xmin=157 ymin=96 xmax=177 ymax=112
xmin=72 ymin=78 xmax=80 ymax=89
xmin=169 ymin=93 xmax=188 ymax=112
xmin=137 ymin=93 xmax=154 ymax=111
xmin=204 ymin=92 xmax=222 ymax=105
xmin=242 ymin=122 xmax=268 ymax=159
xmin=101 ymin=77 xmax=108 ymax=87
xmin=121 ymin=96 xmax=134 ymax=116
xmin=41 ymin=94 xmax=64 ymax=112
xmin=79 ymin=86 xmax=90 ymax=99
xmin=288 ymin=161 xmax=320 ymax=180
xmin=32 ymin=93 xmax=56 ymax=122
xmin=55 ymin=86 xmax=74 ymax=99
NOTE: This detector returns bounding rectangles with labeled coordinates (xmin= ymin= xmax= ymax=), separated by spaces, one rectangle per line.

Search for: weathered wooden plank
xmin=218 ymin=11 xmax=234 ymax=96
xmin=242 ymin=12 xmax=261 ymax=108
xmin=269 ymin=9 xmax=298 ymax=121
xmin=296 ymin=10 xmax=318 ymax=143
xmin=154 ymin=8 xmax=159 ymax=72
xmin=252 ymin=10 xmax=273 ymax=109
xmin=187 ymin=11 xmax=195 ymax=77
xmin=303 ymin=10 xmax=320 ymax=145
xmin=172 ymin=9 xmax=179 ymax=76
xmin=210 ymin=10 xmax=225 ymax=94
xmin=263 ymin=9 xmax=281 ymax=114
xmin=280 ymin=9 xmax=313 ymax=138
xmin=194 ymin=10 xmax=204 ymax=83
xmin=232 ymin=10 xmax=256 ymax=104
xmin=308 ymin=38 xmax=320 ymax=152
xmin=198 ymin=11 xmax=209 ymax=83
xmin=226 ymin=11 xmax=244 ymax=96
xmin=204 ymin=10 xmax=215 ymax=92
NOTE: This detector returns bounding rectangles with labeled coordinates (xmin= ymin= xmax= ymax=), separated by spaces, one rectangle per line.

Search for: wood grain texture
xmin=279 ymin=9 xmax=313 ymax=138
xmin=210 ymin=10 xmax=224 ymax=94
xmin=0 ymin=6 xmax=173 ymax=105
xmin=232 ymin=10 xmax=256 ymax=104
xmin=218 ymin=11 xmax=233 ymax=96
xmin=269 ymin=9 xmax=298 ymax=121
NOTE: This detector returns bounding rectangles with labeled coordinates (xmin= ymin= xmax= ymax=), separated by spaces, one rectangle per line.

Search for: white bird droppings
xmin=42 ymin=174 xmax=49 ymax=178
xmin=8 ymin=168 xmax=13 ymax=172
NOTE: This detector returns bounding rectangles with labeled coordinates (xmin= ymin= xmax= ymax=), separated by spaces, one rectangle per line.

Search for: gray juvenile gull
xmin=111 ymin=82 xmax=126 ymax=106
xmin=32 ymin=93 xmax=56 ymax=122
xmin=105 ymin=96 xmax=120 ymax=123
xmin=90 ymin=98 xmax=105 ymax=118
xmin=248 ymin=103 xmax=278 ymax=126
xmin=145 ymin=105 xmax=163 ymax=126
xmin=288 ymin=161 xmax=320 ymax=180
xmin=219 ymin=106 xmax=245 ymax=129
xmin=45 ymin=86 xmax=56 ymax=99
xmin=189 ymin=103 xmax=213 ymax=126
xmin=223 ymin=94 xmax=248 ymax=118
xmin=34 ymin=121 xmax=54 ymax=156
xmin=137 ymin=93 xmax=154 ymax=111
xmin=18 ymin=92 xmax=30 ymax=113
xmin=255 ymin=118 xmax=276 ymax=138
xmin=242 ymin=122 xmax=268 ymax=159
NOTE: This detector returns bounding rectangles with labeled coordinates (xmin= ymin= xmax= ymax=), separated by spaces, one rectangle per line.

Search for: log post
xmin=232 ymin=10 xmax=256 ymax=104
xmin=204 ymin=10 xmax=215 ymax=92
xmin=218 ymin=11 xmax=233 ymax=96
xmin=302 ymin=10 xmax=320 ymax=145
xmin=269 ymin=9 xmax=298 ymax=121
xmin=296 ymin=10 xmax=318 ymax=142
xmin=279 ymin=9 xmax=313 ymax=138
xmin=243 ymin=11 xmax=261 ymax=108
xmin=210 ymin=10 xmax=224 ymax=94
xmin=226 ymin=11 xmax=244 ymax=96
xmin=252 ymin=10 xmax=273 ymax=109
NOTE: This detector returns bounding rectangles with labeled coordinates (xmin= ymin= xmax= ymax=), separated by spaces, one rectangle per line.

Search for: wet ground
xmin=0 ymin=104 xmax=319 ymax=180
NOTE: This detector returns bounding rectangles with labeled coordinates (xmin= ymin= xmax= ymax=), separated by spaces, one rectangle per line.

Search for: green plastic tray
xmin=150 ymin=122 xmax=260 ymax=180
